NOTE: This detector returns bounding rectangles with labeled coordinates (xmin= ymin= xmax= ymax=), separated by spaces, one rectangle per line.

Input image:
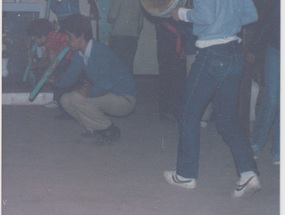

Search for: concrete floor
xmin=2 ymin=78 xmax=280 ymax=215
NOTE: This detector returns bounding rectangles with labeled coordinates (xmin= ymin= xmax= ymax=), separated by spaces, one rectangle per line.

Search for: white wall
xmin=3 ymin=0 xmax=159 ymax=75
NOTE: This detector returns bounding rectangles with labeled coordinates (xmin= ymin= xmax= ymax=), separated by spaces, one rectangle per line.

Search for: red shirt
xmin=45 ymin=32 xmax=72 ymax=60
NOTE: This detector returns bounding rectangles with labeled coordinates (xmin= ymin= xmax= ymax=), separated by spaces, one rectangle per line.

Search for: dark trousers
xmin=109 ymin=35 xmax=139 ymax=74
xmin=156 ymin=28 xmax=186 ymax=117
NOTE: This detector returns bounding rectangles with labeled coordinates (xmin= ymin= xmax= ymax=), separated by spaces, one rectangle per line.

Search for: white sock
xmin=240 ymin=171 xmax=256 ymax=183
xmin=176 ymin=173 xmax=193 ymax=181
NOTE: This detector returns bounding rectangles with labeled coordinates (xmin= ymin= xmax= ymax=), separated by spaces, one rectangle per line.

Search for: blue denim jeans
xmin=176 ymin=41 xmax=258 ymax=178
xmin=251 ymin=45 xmax=280 ymax=159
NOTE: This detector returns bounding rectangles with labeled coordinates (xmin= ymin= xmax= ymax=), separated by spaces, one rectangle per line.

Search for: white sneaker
xmin=163 ymin=170 xmax=196 ymax=189
xmin=45 ymin=101 xmax=58 ymax=108
xmin=233 ymin=171 xmax=261 ymax=198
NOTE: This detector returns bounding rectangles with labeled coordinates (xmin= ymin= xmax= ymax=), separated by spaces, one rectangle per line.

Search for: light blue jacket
xmin=184 ymin=0 xmax=258 ymax=40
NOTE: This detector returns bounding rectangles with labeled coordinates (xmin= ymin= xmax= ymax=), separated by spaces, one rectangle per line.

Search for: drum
xmin=140 ymin=0 xmax=187 ymax=17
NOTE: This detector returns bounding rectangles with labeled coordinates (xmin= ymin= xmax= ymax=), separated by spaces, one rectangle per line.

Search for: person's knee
xmin=61 ymin=91 xmax=85 ymax=110
xmin=60 ymin=93 xmax=72 ymax=109
xmin=215 ymin=115 xmax=231 ymax=134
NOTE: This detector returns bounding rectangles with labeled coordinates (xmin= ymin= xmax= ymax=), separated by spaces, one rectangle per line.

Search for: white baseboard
xmin=2 ymin=93 xmax=53 ymax=105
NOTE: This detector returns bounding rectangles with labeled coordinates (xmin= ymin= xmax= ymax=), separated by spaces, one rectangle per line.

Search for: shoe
xmin=54 ymin=112 xmax=72 ymax=120
xmin=233 ymin=172 xmax=261 ymax=198
xmin=45 ymin=101 xmax=58 ymax=108
xmin=81 ymin=130 xmax=102 ymax=139
xmin=96 ymin=124 xmax=121 ymax=145
xmin=272 ymin=155 xmax=280 ymax=165
xmin=163 ymin=170 xmax=196 ymax=189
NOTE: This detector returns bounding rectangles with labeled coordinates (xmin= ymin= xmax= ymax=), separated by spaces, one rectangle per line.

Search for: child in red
xmin=27 ymin=18 xmax=75 ymax=119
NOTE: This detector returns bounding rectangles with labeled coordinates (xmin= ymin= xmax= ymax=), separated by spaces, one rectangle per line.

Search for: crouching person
xmin=54 ymin=14 xmax=137 ymax=145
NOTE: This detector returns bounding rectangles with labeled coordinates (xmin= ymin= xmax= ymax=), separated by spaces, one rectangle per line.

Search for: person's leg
xmin=214 ymin=68 xmax=258 ymax=176
xmin=200 ymin=103 xmax=212 ymax=127
xmin=186 ymin=54 xmax=196 ymax=75
xmin=156 ymin=28 xmax=186 ymax=120
xmin=251 ymin=46 xmax=280 ymax=158
xmin=271 ymin=109 xmax=280 ymax=164
xmin=207 ymin=42 xmax=258 ymax=176
xmin=53 ymin=85 xmax=73 ymax=114
xmin=175 ymin=47 xmax=224 ymax=179
xmin=122 ymin=36 xmax=139 ymax=74
xmin=156 ymin=28 xmax=175 ymax=118
xmin=169 ymin=53 xmax=187 ymax=118
xmin=60 ymin=91 xmax=136 ymax=131
xmin=60 ymin=91 xmax=111 ymax=131
xmin=187 ymin=54 xmax=212 ymax=127
xmin=208 ymin=42 xmax=260 ymax=197
xmin=51 ymin=59 xmax=74 ymax=118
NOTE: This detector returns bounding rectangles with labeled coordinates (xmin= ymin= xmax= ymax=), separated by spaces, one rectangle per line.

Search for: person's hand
xmin=246 ymin=53 xmax=256 ymax=64
xmin=172 ymin=8 xmax=180 ymax=21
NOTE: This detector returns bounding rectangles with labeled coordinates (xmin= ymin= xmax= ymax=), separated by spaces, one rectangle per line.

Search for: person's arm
xmin=241 ymin=0 xmax=258 ymax=25
xmin=173 ymin=0 xmax=216 ymax=24
xmin=55 ymin=51 xmax=84 ymax=88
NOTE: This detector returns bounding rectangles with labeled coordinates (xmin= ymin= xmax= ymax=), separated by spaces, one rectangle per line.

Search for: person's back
xmin=182 ymin=0 xmax=258 ymax=41
xmin=108 ymin=0 xmax=143 ymax=37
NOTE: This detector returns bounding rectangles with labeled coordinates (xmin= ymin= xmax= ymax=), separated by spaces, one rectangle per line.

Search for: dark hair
xmin=27 ymin=19 xmax=53 ymax=37
xmin=60 ymin=14 xmax=93 ymax=41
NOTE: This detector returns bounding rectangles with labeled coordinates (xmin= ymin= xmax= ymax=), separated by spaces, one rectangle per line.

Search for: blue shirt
xmin=179 ymin=0 xmax=258 ymax=41
xmin=56 ymin=39 xmax=137 ymax=98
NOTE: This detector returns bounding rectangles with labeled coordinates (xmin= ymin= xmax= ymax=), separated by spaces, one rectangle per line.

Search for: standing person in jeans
xmin=163 ymin=0 xmax=261 ymax=198
xmin=107 ymin=0 xmax=143 ymax=74
xmin=247 ymin=0 xmax=280 ymax=165
xmin=54 ymin=14 xmax=137 ymax=145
